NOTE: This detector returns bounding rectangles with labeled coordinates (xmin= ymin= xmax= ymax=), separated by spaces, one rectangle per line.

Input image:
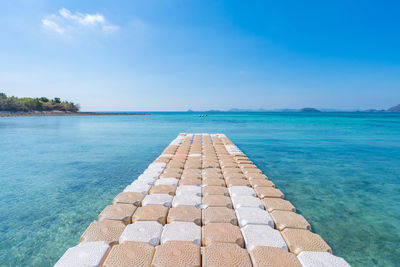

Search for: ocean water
xmin=0 ymin=112 xmax=399 ymax=266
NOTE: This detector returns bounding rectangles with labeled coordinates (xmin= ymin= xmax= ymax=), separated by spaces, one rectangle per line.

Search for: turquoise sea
xmin=0 ymin=112 xmax=399 ymax=266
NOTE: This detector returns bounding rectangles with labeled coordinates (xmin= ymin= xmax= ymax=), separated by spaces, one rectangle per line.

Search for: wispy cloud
xmin=42 ymin=8 xmax=119 ymax=35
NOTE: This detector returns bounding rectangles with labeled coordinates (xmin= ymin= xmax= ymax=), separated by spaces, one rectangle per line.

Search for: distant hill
xmin=300 ymin=107 xmax=321 ymax=112
xmin=387 ymin=104 xmax=400 ymax=112
xmin=364 ymin=109 xmax=385 ymax=113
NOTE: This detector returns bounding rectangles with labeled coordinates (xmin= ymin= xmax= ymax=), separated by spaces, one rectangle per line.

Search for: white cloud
xmin=41 ymin=19 xmax=64 ymax=34
xmin=42 ymin=8 xmax=118 ymax=35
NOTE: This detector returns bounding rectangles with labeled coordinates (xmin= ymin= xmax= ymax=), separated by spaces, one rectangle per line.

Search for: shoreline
xmin=0 ymin=112 xmax=148 ymax=117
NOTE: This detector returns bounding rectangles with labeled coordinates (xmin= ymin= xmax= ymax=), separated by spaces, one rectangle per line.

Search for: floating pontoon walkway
xmin=55 ymin=133 xmax=350 ymax=267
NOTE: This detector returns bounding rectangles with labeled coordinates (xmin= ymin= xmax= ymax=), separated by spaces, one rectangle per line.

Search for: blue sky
xmin=0 ymin=0 xmax=399 ymax=111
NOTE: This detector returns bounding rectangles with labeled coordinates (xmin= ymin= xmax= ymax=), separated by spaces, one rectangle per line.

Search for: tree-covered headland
xmin=0 ymin=93 xmax=80 ymax=112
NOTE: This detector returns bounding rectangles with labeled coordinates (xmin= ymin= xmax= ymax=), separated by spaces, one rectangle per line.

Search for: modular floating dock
xmin=55 ymin=133 xmax=350 ymax=267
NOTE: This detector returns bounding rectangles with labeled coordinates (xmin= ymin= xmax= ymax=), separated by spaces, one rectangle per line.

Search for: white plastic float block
xmin=297 ymin=251 xmax=351 ymax=267
xmin=142 ymin=170 xmax=162 ymax=177
xmin=119 ymin=221 xmax=163 ymax=246
xmin=161 ymin=221 xmax=201 ymax=245
xmin=231 ymin=195 xmax=264 ymax=209
xmin=138 ymin=173 xmax=159 ymax=181
xmin=154 ymin=178 xmax=179 ymax=186
xmin=131 ymin=179 xmax=154 ymax=187
xmin=235 ymin=207 xmax=274 ymax=228
xmin=241 ymin=224 xmax=288 ymax=251
xmin=188 ymin=153 xmax=202 ymax=157
xmin=148 ymin=162 xmax=167 ymax=168
xmin=142 ymin=194 xmax=173 ymax=207
xmin=54 ymin=241 xmax=109 ymax=267
xmin=158 ymin=154 xmax=173 ymax=158
xmin=176 ymin=185 xmax=202 ymax=197
xmin=136 ymin=176 xmax=158 ymax=185
xmin=229 ymin=186 xmax=257 ymax=197
xmin=172 ymin=194 xmax=202 ymax=208
xmin=123 ymin=184 xmax=151 ymax=195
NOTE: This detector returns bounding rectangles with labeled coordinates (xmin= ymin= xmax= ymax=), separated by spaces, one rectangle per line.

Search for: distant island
xmin=187 ymin=104 xmax=400 ymax=113
xmin=300 ymin=107 xmax=321 ymax=112
xmin=0 ymin=92 xmax=146 ymax=117
xmin=0 ymin=92 xmax=79 ymax=112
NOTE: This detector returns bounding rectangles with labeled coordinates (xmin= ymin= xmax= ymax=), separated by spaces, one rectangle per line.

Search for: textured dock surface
xmin=55 ymin=133 xmax=350 ymax=266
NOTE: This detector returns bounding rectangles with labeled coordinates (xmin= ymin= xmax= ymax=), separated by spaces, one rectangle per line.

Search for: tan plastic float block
xmin=203 ymin=169 xmax=223 ymax=177
xmin=242 ymin=169 xmax=262 ymax=175
xmin=185 ymin=162 xmax=202 ymax=169
xmin=112 ymin=192 xmax=145 ymax=206
xmin=220 ymin=163 xmax=239 ymax=168
xmin=160 ymin=171 xmax=182 ymax=179
xmin=222 ymin=168 xmax=242 ymax=175
xmin=202 ymin=162 xmax=220 ymax=169
xmin=149 ymin=185 xmax=176 ymax=196
xmin=171 ymin=157 xmax=186 ymax=162
xmin=151 ymin=241 xmax=201 ymax=267
xmin=98 ymin=204 xmax=137 ymax=225
xmin=203 ymin=160 xmax=220 ymax=164
xmin=281 ymin=228 xmax=332 ymax=255
xmin=249 ymin=179 xmax=275 ymax=188
xmin=179 ymin=177 xmax=202 ymax=186
xmin=202 ymin=186 xmax=229 ymax=196
xmin=240 ymin=164 xmax=258 ymax=169
xmin=102 ymin=241 xmax=155 ymax=267
xmin=132 ymin=205 xmax=169 ymax=225
xmin=221 ymin=166 xmax=242 ymax=171
xmin=246 ymin=173 xmax=269 ymax=180
xmin=174 ymin=153 xmax=188 ymax=158
xmin=186 ymin=157 xmax=201 ymax=162
xmin=154 ymin=157 xmax=170 ymax=163
xmin=159 ymin=174 xmax=181 ymax=179
xmin=249 ymin=246 xmax=302 ymax=267
xmin=202 ymin=195 xmax=233 ymax=209
xmin=223 ymin=173 xmax=247 ymax=180
xmin=270 ymin=210 xmax=311 ymax=231
xmin=181 ymin=172 xmax=202 ymax=179
xmin=202 ymin=207 xmax=238 ymax=225
xmin=202 ymin=178 xmax=226 ymax=187
xmin=262 ymin=198 xmax=296 ymax=212
xmin=226 ymin=178 xmax=251 ymax=187
xmin=202 ymin=223 xmax=244 ymax=247
xmin=255 ymin=187 xmax=285 ymax=199
xmin=202 ymin=173 xmax=225 ymax=180
xmin=167 ymin=206 xmax=202 ymax=226
xmin=166 ymin=162 xmax=184 ymax=169
xmin=202 ymin=243 xmax=252 ymax=267
xmin=80 ymin=220 xmax=125 ymax=246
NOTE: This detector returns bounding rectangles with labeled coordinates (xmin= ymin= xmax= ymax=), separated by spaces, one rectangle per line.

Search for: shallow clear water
xmin=0 ymin=112 xmax=399 ymax=266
